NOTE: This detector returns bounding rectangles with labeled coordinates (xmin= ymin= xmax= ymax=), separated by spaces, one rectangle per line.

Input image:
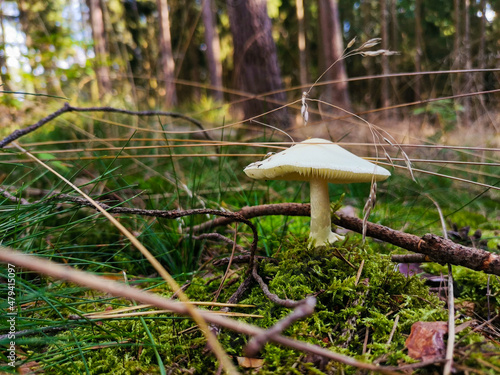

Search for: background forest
xmin=2 ymin=0 xmax=499 ymax=128
xmin=0 ymin=0 xmax=500 ymax=374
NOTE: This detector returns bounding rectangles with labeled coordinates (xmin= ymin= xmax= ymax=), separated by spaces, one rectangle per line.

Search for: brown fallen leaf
xmin=237 ymin=356 xmax=264 ymax=368
xmin=405 ymin=321 xmax=448 ymax=361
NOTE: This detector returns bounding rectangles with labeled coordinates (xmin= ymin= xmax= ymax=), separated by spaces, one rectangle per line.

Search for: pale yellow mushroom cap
xmin=244 ymin=138 xmax=391 ymax=183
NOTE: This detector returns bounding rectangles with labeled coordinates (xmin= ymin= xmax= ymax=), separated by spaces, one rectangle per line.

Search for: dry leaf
xmin=405 ymin=321 xmax=448 ymax=361
xmin=237 ymin=356 xmax=264 ymax=368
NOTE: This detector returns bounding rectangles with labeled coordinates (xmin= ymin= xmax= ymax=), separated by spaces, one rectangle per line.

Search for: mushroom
xmin=244 ymin=138 xmax=391 ymax=247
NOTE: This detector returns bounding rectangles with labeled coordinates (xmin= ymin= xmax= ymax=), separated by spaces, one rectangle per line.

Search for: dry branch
xmin=192 ymin=203 xmax=500 ymax=276
xmin=40 ymin=197 xmax=500 ymax=275
xmin=244 ymin=296 xmax=316 ymax=357
xmin=252 ymin=263 xmax=309 ymax=308
xmin=0 ymin=102 xmax=213 ymax=149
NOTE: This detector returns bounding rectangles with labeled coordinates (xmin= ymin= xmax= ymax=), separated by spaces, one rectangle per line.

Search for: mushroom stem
xmin=309 ymin=179 xmax=345 ymax=247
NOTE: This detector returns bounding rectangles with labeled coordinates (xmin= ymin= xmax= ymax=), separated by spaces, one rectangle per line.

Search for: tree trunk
xmin=452 ymin=0 xmax=462 ymax=122
xmin=226 ymin=0 xmax=289 ymax=128
xmin=296 ymin=0 xmax=308 ymax=88
xmin=390 ymin=0 xmax=398 ymax=108
xmin=380 ymin=0 xmax=390 ymax=117
xmin=479 ymin=0 xmax=486 ymax=82
xmin=0 ymin=4 xmax=8 ymax=90
xmin=17 ymin=0 xmax=36 ymax=92
xmin=414 ymin=0 xmax=423 ymax=100
xmin=463 ymin=0 xmax=471 ymax=126
xmin=201 ymin=0 xmax=223 ymax=101
xmin=88 ymin=0 xmax=112 ymax=97
xmin=157 ymin=0 xmax=177 ymax=107
xmin=317 ymin=0 xmax=351 ymax=116
xmin=477 ymin=0 xmax=486 ymax=108
xmin=361 ymin=1 xmax=375 ymax=107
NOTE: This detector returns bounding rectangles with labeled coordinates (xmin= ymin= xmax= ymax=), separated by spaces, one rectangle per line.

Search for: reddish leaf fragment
xmin=237 ymin=357 xmax=264 ymax=368
xmin=405 ymin=321 xmax=448 ymax=361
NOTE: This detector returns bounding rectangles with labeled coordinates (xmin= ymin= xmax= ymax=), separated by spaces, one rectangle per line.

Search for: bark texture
xmin=227 ymin=0 xmax=289 ymax=128
xmin=202 ymin=0 xmax=224 ymax=101
xmin=157 ymin=0 xmax=177 ymax=107
xmin=317 ymin=0 xmax=351 ymax=116
xmin=193 ymin=203 xmax=500 ymax=276
xmin=89 ymin=0 xmax=112 ymax=96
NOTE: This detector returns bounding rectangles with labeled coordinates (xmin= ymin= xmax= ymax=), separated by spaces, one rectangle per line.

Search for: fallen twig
xmin=21 ymin=197 xmax=499 ymax=275
xmin=33 ymin=196 xmax=499 ymax=275
xmin=0 ymin=103 xmax=213 ymax=149
xmin=52 ymin=194 xmax=260 ymax=271
xmin=244 ymin=296 xmax=316 ymax=357
xmin=213 ymin=255 xmax=279 ymax=267
xmin=391 ymin=254 xmax=431 ymax=263
xmin=0 ymin=187 xmax=29 ymax=205
xmin=252 ymin=262 xmax=308 ymax=308
xmin=341 ymin=278 xmax=369 ymax=349
xmin=193 ymin=233 xmax=248 ymax=254
xmin=192 ymin=203 xmax=500 ymax=276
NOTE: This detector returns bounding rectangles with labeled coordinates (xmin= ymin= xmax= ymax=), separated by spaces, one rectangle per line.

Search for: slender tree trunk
xmin=414 ymin=0 xmax=423 ymax=100
xmin=479 ymin=0 xmax=486 ymax=80
xmin=0 ymin=4 xmax=8 ymax=90
xmin=463 ymin=0 xmax=471 ymax=126
xmin=317 ymin=0 xmax=351 ymax=115
xmin=89 ymin=0 xmax=112 ymax=97
xmin=390 ymin=0 xmax=398 ymax=109
xmin=157 ymin=0 xmax=177 ymax=107
xmin=296 ymin=0 xmax=308 ymax=88
xmin=227 ymin=0 xmax=289 ymax=128
xmin=380 ymin=0 xmax=390 ymax=117
xmin=452 ymin=0 xmax=462 ymax=126
xmin=361 ymin=1 xmax=375 ymax=107
xmin=477 ymin=0 xmax=486 ymax=108
xmin=453 ymin=0 xmax=461 ymax=68
xmin=201 ymin=0 xmax=223 ymax=101
xmin=390 ymin=0 xmax=397 ymax=53
xmin=17 ymin=0 xmax=37 ymax=92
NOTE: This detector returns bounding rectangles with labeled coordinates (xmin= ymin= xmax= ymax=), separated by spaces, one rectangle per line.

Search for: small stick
xmin=244 ymin=296 xmax=316 ymax=357
xmin=341 ymin=278 xmax=369 ymax=349
xmin=386 ymin=315 xmax=400 ymax=345
xmin=252 ymin=263 xmax=307 ymax=308
xmin=193 ymin=233 xmax=247 ymax=254
xmin=427 ymin=194 xmax=455 ymax=375
xmin=213 ymin=224 xmax=239 ymax=303
xmin=362 ymin=326 xmax=370 ymax=355
xmin=213 ymin=255 xmax=279 ymax=267
xmin=391 ymin=254 xmax=431 ymax=263
xmin=0 ymin=188 xmax=29 ymax=205
xmin=0 ymin=103 xmax=213 ymax=149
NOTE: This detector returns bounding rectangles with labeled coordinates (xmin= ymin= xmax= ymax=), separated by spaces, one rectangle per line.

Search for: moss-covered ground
xmin=8 ymin=234 xmax=498 ymax=374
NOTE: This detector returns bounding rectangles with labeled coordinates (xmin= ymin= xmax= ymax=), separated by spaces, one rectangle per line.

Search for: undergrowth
xmin=2 ymin=233 xmax=499 ymax=374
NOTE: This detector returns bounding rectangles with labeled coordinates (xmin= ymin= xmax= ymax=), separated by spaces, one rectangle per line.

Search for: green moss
xmin=7 ymin=236 xmax=500 ymax=374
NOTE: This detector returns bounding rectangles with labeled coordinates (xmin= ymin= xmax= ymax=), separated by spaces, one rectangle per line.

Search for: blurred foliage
xmin=2 ymin=0 xmax=500 ymax=112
